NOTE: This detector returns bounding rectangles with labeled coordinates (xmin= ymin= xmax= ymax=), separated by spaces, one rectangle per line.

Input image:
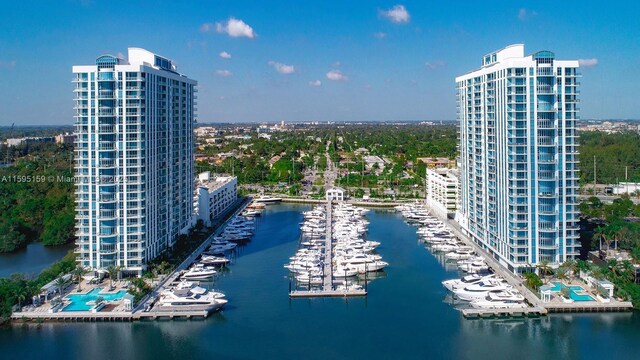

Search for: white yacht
xmin=445 ymin=248 xmax=475 ymax=261
xmin=295 ymin=274 xmax=324 ymax=285
xmin=458 ymin=261 xmax=489 ymax=274
xmin=182 ymin=264 xmax=217 ymax=280
xmin=470 ymin=291 xmax=527 ymax=309
xmin=200 ymin=255 xmax=230 ymax=266
xmin=442 ymin=274 xmax=485 ymax=292
xmin=335 ymin=282 xmax=364 ymax=292
xmin=333 ymin=266 xmax=358 ymax=278
xmin=453 ymin=280 xmax=512 ymax=301
xmin=157 ymin=282 xmax=227 ymax=312
xmin=242 ymin=209 xmax=262 ymax=217
xmin=254 ymin=196 xmax=282 ymax=204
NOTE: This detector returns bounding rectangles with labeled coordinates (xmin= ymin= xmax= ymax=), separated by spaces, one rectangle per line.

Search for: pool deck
xmin=11 ymin=198 xmax=251 ymax=323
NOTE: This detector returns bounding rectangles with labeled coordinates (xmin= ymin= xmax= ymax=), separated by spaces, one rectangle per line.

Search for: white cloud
xmin=219 ymin=51 xmax=232 ymax=59
xmin=308 ymin=80 xmax=322 ymax=87
xmin=380 ymin=5 xmax=410 ymax=24
xmin=268 ymin=61 xmax=295 ymax=74
xmin=326 ymin=70 xmax=348 ymax=81
xmin=0 ymin=60 xmax=16 ymax=69
xmin=578 ymin=58 xmax=599 ymax=68
xmin=424 ymin=60 xmax=445 ymax=70
xmin=374 ymin=32 xmax=387 ymax=39
xmin=215 ymin=17 xmax=256 ymax=38
xmin=200 ymin=22 xmax=214 ymax=32
xmin=216 ymin=69 xmax=233 ymax=77
xmin=518 ymin=8 xmax=537 ymax=21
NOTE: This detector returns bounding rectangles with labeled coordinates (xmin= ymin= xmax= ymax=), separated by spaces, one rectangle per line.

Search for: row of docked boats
xmin=333 ymin=203 xmax=388 ymax=275
xmin=396 ymin=203 xmax=528 ymax=310
xmin=156 ymin=212 xmax=258 ymax=313
xmin=285 ymin=203 xmax=387 ymax=291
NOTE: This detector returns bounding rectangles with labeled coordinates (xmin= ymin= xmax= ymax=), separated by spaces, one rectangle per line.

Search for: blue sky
xmin=0 ymin=0 xmax=639 ymax=125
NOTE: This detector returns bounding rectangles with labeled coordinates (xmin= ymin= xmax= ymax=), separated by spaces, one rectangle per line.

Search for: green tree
xmin=72 ymin=265 xmax=87 ymax=292
xmin=523 ymin=272 xmax=543 ymax=290
xmin=537 ymin=260 xmax=554 ymax=278
xmin=54 ymin=273 xmax=69 ymax=297
xmin=106 ymin=266 xmax=121 ymax=290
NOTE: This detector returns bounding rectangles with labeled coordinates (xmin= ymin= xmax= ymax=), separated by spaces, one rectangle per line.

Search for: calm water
xmin=0 ymin=242 xmax=73 ymax=278
xmin=1 ymin=203 xmax=639 ymax=360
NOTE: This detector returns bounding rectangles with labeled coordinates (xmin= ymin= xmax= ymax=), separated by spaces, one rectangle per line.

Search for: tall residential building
xmin=455 ymin=44 xmax=580 ymax=272
xmin=73 ymin=48 xmax=197 ymax=274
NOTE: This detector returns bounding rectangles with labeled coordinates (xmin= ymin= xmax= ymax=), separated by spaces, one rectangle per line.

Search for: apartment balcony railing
xmin=538 ymin=242 xmax=559 ymax=249
xmin=536 ymin=86 xmax=555 ymax=94
xmin=536 ymin=68 xmax=555 ymax=76
xmin=98 ymin=91 xmax=115 ymax=99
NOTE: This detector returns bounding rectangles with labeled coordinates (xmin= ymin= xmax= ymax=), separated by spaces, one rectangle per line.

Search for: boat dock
xmin=323 ymin=202 xmax=333 ymax=291
xmin=134 ymin=197 xmax=252 ymax=316
xmin=423 ymin=203 xmax=634 ymax=317
xmin=12 ymin=198 xmax=252 ymax=323
xmin=289 ymin=201 xmax=367 ymax=298
xmin=461 ymin=307 xmax=546 ymax=319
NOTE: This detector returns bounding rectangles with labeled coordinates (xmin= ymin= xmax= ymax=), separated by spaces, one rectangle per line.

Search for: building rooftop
xmin=197 ymin=172 xmax=236 ymax=192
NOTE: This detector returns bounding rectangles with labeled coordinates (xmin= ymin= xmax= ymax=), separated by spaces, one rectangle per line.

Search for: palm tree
xmin=14 ymin=287 xmax=28 ymax=308
xmin=537 ymin=260 xmax=554 ymax=279
xmin=106 ymin=266 xmax=121 ymax=290
xmin=54 ymin=273 xmax=69 ymax=297
xmin=562 ymin=259 xmax=578 ymax=280
xmin=72 ymin=265 xmax=87 ymax=292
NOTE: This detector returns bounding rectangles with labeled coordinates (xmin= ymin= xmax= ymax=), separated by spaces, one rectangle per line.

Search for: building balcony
xmin=98 ymin=91 xmax=115 ymax=99
xmin=536 ymin=86 xmax=555 ymax=94
xmin=99 ymin=248 xmax=118 ymax=255
xmin=98 ymin=109 xmax=115 ymax=116
xmin=538 ymin=242 xmax=559 ymax=250
xmin=536 ymin=68 xmax=555 ymax=76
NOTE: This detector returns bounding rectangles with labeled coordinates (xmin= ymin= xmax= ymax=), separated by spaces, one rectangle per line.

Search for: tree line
xmin=0 ymin=143 xmax=76 ymax=252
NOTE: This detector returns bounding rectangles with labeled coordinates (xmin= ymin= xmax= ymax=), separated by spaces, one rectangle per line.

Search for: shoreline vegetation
xmin=0 ymin=143 xmax=75 ymax=253
xmin=578 ymin=195 xmax=640 ymax=308
xmin=0 ymin=198 xmax=247 ymax=323
xmin=0 ymin=251 xmax=77 ymax=325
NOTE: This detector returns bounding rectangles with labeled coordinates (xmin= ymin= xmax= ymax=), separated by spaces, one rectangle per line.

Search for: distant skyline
xmin=1 ymin=1 xmax=639 ymax=125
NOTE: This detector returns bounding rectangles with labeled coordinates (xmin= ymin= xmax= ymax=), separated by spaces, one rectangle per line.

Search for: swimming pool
xmin=62 ymin=288 xmax=128 ymax=311
xmin=550 ymin=282 xmax=595 ymax=302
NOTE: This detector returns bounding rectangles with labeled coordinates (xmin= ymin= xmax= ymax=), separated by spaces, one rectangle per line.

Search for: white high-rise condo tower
xmin=73 ymin=48 xmax=197 ymax=274
xmin=455 ymin=44 xmax=580 ymax=272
